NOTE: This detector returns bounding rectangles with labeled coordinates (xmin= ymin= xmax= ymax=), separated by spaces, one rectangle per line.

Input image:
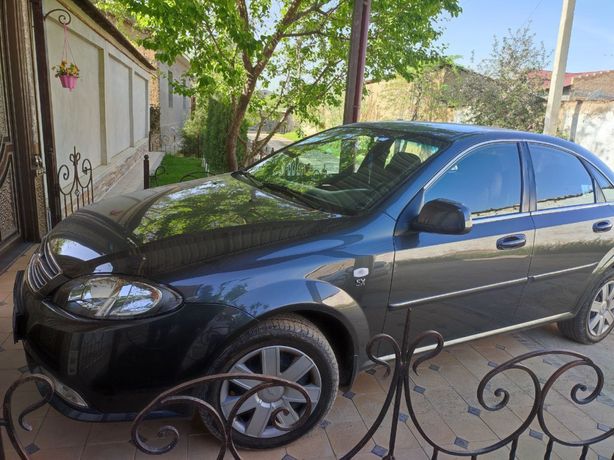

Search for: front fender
xmin=194 ymin=277 xmax=371 ymax=375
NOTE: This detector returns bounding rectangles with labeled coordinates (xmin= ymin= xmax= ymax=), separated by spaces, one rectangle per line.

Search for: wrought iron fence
xmin=1 ymin=309 xmax=613 ymax=460
xmin=56 ymin=146 xmax=94 ymax=218
xmin=149 ymin=131 xmax=177 ymax=154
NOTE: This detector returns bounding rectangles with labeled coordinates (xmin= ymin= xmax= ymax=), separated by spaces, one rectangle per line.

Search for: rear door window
xmin=529 ymin=144 xmax=595 ymax=210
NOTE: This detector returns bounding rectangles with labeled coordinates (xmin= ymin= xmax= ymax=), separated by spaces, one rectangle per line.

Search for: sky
xmin=438 ymin=0 xmax=614 ymax=72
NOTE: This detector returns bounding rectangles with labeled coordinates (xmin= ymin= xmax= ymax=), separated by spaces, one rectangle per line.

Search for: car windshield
xmin=241 ymin=126 xmax=449 ymax=214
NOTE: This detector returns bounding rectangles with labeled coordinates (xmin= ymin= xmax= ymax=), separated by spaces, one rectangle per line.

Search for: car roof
xmin=348 ymin=120 xmax=549 ymax=142
xmin=347 ymin=120 xmax=614 ymax=177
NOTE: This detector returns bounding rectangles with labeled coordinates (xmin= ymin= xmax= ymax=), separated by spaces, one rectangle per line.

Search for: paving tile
xmin=406 ymin=408 xmax=456 ymax=447
xmin=477 ymin=407 xmax=524 ymax=440
xmin=285 ymin=424 xmax=334 ymax=459
xmin=81 ymin=441 xmax=135 ymax=460
xmin=186 ymin=434 xmax=221 ymax=459
xmin=350 ymin=372 xmax=384 ymax=395
xmin=29 ymin=446 xmax=83 ymax=460
xmin=372 ymin=422 xmax=421 ymax=451
xmin=34 ymin=412 xmax=91 ymax=450
xmin=325 ymin=392 xmax=363 ymax=424
xmin=325 ymin=419 xmax=373 ymax=458
xmin=546 ymin=404 xmax=600 ymax=434
xmin=443 ymin=413 xmax=498 ymax=443
xmin=87 ymin=422 xmax=132 ymax=444
xmin=453 ymin=436 xmax=469 ymax=449
xmin=387 ymin=447 xmax=429 ymax=459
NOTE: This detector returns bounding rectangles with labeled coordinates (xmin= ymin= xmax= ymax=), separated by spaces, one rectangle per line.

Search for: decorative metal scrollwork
xmin=43 ymin=8 xmax=72 ymax=26
xmin=340 ymin=309 xmax=614 ymax=460
xmin=0 ymin=374 xmax=55 ymax=460
xmin=130 ymin=373 xmax=312 ymax=459
xmin=56 ymin=146 xmax=94 ymax=218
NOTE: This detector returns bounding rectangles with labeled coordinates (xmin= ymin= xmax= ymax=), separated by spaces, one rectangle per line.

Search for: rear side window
xmin=424 ymin=143 xmax=522 ymax=218
xmin=587 ymin=164 xmax=614 ymax=202
xmin=529 ymin=145 xmax=594 ymax=210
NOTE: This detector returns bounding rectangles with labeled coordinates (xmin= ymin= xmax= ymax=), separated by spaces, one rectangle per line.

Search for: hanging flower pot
xmin=53 ymin=60 xmax=79 ymax=91
xmin=52 ymin=23 xmax=79 ymax=91
xmin=59 ymin=73 xmax=78 ymax=90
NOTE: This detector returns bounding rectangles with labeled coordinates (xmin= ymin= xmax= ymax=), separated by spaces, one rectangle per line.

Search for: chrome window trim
xmin=473 ymin=211 xmax=531 ymax=224
xmin=530 ymin=202 xmax=609 ymax=216
xmin=376 ymin=312 xmax=573 ymax=361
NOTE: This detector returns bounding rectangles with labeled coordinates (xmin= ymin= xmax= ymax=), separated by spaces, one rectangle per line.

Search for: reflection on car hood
xmin=47 ymin=174 xmax=340 ymax=278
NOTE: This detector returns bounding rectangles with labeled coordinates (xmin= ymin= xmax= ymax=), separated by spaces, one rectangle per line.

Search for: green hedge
xmin=202 ymin=97 xmax=247 ymax=172
xmin=180 ymin=96 xmax=248 ymax=172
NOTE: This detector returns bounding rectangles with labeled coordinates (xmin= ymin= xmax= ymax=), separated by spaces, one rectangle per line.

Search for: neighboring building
xmin=539 ymin=70 xmax=614 ymax=168
xmin=156 ymin=56 xmax=192 ymax=150
xmin=537 ymin=70 xmax=614 ymax=101
xmin=116 ymin=21 xmax=192 ymax=153
xmin=0 ymin=0 xmax=155 ymax=265
xmin=312 ymin=65 xmax=475 ymax=131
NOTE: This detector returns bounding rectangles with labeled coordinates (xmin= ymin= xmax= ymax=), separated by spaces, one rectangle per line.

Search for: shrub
xmin=202 ymin=97 xmax=247 ymax=173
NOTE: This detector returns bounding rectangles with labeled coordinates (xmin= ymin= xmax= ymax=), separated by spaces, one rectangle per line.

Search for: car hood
xmin=47 ymin=174 xmax=341 ymax=278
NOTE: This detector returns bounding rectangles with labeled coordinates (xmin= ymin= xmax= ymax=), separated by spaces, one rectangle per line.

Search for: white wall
xmin=44 ymin=0 xmax=152 ymax=187
xmin=158 ymin=59 xmax=191 ymax=140
xmin=133 ymin=73 xmax=148 ymax=141
xmin=107 ymin=56 xmax=132 ymax=156
xmin=48 ymin=20 xmax=102 ymax=170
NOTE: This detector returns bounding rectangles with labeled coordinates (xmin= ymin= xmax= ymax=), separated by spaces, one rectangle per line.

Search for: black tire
xmin=198 ymin=314 xmax=338 ymax=449
xmin=558 ymin=271 xmax=614 ymax=344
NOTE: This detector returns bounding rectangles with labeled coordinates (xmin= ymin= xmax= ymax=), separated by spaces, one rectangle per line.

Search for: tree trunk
xmin=225 ymin=92 xmax=251 ymax=170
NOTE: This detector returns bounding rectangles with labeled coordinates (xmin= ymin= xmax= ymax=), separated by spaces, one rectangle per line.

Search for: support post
xmin=32 ymin=0 xmax=63 ymax=226
xmin=543 ymin=0 xmax=576 ymax=135
xmin=342 ymin=0 xmax=371 ymax=125
xmin=143 ymin=154 xmax=150 ymax=189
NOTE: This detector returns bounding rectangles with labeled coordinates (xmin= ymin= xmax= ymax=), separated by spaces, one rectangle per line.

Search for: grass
xmin=153 ymin=154 xmax=208 ymax=186
xmin=278 ymin=131 xmax=301 ymax=142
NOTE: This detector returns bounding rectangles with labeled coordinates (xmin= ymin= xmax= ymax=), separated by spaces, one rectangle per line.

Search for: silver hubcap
xmin=588 ymin=281 xmax=614 ymax=337
xmin=220 ymin=346 xmax=321 ymax=438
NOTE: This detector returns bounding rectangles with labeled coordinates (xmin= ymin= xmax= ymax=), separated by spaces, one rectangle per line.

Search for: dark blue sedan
xmin=15 ymin=122 xmax=614 ymax=448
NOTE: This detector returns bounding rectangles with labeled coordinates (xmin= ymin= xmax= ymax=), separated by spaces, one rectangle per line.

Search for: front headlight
xmin=53 ymin=276 xmax=182 ymax=319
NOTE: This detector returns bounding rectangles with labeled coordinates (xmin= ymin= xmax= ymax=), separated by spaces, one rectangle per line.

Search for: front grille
xmin=26 ymin=241 xmax=62 ymax=293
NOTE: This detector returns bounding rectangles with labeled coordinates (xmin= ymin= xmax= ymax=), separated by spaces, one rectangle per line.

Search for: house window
xmin=168 ymin=71 xmax=173 ymax=108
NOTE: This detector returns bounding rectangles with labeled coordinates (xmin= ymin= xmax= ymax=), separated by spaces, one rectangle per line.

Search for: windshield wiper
xmin=260 ymin=181 xmax=331 ymax=212
xmin=234 ymin=169 xmax=263 ymax=187
xmin=235 ymin=171 xmax=333 ymax=213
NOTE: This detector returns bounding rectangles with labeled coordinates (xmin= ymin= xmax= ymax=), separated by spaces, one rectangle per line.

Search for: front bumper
xmin=13 ymin=271 xmax=255 ymax=421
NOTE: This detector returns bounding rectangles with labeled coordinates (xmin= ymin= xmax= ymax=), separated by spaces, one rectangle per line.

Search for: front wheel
xmin=559 ymin=274 xmax=614 ymax=343
xmin=199 ymin=314 xmax=339 ymax=449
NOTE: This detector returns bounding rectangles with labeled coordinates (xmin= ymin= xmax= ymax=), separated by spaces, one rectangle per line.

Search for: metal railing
xmin=56 ymin=147 xmax=94 ymax=218
xmin=1 ymin=309 xmax=613 ymax=460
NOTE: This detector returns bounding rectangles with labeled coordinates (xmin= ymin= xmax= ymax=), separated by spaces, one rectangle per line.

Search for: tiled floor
xmin=1 ymin=247 xmax=613 ymax=459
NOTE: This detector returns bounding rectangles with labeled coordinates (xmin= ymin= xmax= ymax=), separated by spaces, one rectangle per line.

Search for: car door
xmin=515 ymin=142 xmax=614 ymax=322
xmin=382 ymin=141 xmax=535 ymax=348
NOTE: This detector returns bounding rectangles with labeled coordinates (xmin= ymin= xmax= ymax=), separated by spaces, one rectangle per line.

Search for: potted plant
xmin=53 ymin=60 xmax=79 ymax=91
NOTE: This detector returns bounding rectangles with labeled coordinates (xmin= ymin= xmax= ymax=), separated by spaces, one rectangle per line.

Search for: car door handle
xmin=496 ymin=234 xmax=527 ymax=250
xmin=593 ymin=220 xmax=613 ymax=233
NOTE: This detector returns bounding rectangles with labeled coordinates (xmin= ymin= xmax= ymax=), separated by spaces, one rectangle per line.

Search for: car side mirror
xmin=411 ymin=199 xmax=472 ymax=235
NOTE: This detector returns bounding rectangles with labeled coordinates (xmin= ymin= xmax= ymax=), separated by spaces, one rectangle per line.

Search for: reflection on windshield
xmin=246 ymin=127 xmax=447 ymax=214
